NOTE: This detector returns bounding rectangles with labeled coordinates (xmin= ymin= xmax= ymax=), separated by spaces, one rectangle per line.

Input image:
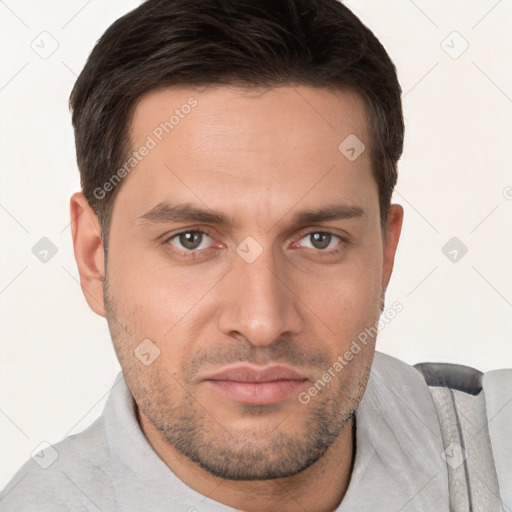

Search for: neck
xmin=139 ymin=411 xmax=356 ymax=512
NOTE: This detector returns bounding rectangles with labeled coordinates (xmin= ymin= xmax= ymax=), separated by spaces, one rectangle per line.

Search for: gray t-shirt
xmin=1 ymin=351 xmax=510 ymax=511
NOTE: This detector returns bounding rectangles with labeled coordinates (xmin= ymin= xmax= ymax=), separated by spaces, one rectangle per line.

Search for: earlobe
xmin=70 ymin=192 xmax=107 ymax=317
xmin=382 ymin=204 xmax=404 ymax=293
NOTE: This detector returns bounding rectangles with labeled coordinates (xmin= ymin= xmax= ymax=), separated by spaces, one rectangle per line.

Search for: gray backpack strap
xmin=414 ymin=362 xmax=504 ymax=511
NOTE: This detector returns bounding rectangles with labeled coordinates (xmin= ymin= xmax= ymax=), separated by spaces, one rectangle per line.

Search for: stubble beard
xmin=103 ymin=274 xmax=374 ymax=481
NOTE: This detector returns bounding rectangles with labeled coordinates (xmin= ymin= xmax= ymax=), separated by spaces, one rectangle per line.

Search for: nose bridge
xmin=217 ymin=244 xmax=302 ymax=345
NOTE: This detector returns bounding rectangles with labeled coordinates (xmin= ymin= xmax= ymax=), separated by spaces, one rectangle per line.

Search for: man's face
xmin=100 ymin=85 xmax=401 ymax=480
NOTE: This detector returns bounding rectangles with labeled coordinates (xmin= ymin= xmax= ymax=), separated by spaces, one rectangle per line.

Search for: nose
xmin=217 ymin=245 xmax=304 ymax=347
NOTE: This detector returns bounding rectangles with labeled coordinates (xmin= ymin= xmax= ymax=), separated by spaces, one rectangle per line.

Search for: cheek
xmin=107 ymin=225 xmax=384 ymax=353
xmin=293 ymin=253 xmax=383 ymax=361
xmin=107 ymin=243 xmax=203 ymax=325
xmin=303 ymin=248 xmax=383 ymax=316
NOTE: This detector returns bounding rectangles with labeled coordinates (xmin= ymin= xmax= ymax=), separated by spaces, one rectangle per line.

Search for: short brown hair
xmin=70 ymin=0 xmax=404 ymax=245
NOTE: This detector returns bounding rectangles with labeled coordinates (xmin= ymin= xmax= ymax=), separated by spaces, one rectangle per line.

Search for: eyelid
xmin=161 ymin=227 xmax=350 ymax=259
xmin=300 ymin=231 xmax=341 ymax=242
xmin=292 ymin=230 xmax=346 ymax=251
xmin=163 ymin=227 xmax=213 ymax=243
xmin=166 ymin=229 xmax=214 ymax=245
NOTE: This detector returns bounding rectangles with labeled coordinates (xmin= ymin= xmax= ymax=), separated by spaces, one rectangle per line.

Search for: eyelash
xmin=163 ymin=230 xmax=217 ymax=260
xmin=163 ymin=229 xmax=349 ymax=259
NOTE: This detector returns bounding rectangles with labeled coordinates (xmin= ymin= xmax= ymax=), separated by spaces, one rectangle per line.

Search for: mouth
xmin=203 ymin=365 xmax=309 ymax=405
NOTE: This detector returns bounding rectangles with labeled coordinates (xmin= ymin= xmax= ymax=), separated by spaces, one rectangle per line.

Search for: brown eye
xmin=168 ymin=231 xmax=212 ymax=251
xmin=310 ymin=233 xmax=331 ymax=249
xmin=298 ymin=232 xmax=340 ymax=250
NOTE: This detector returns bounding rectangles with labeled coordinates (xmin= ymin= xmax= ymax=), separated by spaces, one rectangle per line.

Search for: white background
xmin=1 ymin=0 xmax=511 ymax=490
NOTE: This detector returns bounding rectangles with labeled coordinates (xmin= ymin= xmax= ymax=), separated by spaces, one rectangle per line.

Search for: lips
xmin=205 ymin=365 xmax=306 ymax=383
xmin=203 ymin=365 xmax=308 ymax=405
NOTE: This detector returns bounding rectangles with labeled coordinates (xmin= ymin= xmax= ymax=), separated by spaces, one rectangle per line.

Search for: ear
xmin=70 ymin=192 xmax=106 ymax=317
xmin=382 ymin=204 xmax=403 ymax=293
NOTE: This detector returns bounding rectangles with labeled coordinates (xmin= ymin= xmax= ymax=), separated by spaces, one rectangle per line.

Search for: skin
xmin=70 ymin=84 xmax=403 ymax=512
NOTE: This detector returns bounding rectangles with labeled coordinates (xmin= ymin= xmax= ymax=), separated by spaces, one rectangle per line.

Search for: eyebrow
xmin=135 ymin=201 xmax=365 ymax=228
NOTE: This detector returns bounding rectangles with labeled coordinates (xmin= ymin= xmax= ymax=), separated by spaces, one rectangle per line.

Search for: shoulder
xmin=371 ymin=350 xmax=512 ymax=397
xmin=374 ymin=351 xmax=512 ymax=506
xmin=0 ymin=416 xmax=114 ymax=511
xmin=367 ymin=351 xmax=512 ymax=452
xmin=369 ymin=350 xmax=434 ymax=397
xmin=360 ymin=351 xmax=447 ymax=449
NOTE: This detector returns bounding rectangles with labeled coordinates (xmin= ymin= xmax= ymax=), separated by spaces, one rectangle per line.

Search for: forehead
xmin=116 ymin=84 xmax=377 ymax=226
xmin=130 ymin=84 xmax=369 ymax=153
